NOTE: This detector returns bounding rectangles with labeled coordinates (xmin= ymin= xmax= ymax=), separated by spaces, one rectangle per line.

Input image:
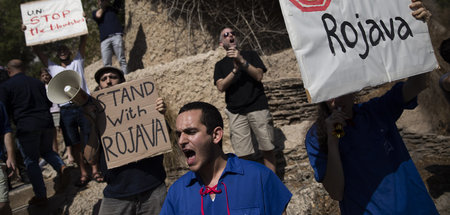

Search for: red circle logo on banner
xmin=289 ymin=0 xmax=331 ymax=12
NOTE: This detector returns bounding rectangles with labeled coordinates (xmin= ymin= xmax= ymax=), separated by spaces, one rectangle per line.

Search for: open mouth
xmin=230 ymin=38 xmax=235 ymax=43
xmin=183 ymin=149 xmax=196 ymax=165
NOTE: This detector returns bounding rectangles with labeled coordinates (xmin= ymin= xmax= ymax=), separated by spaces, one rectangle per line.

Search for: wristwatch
xmin=243 ymin=61 xmax=249 ymax=69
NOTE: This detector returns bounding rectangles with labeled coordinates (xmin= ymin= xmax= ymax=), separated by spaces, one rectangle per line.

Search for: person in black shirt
xmin=0 ymin=60 xmax=67 ymax=206
xmin=83 ymin=67 xmax=167 ymax=214
xmin=214 ymin=28 xmax=277 ymax=173
xmin=93 ymin=0 xmax=128 ymax=74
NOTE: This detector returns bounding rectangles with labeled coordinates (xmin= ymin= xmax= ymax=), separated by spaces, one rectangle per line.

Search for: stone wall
xmin=264 ymin=78 xmax=317 ymax=127
xmin=124 ymin=0 xmax=216 ymax=71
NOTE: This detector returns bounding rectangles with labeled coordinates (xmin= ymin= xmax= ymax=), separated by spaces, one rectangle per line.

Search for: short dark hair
xmin=440 ymin=38 xmax=450 ymax=63
xmin=178 ymin=102 xmax=224 ymax=146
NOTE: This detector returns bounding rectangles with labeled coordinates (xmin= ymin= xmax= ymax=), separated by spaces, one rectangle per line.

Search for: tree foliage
xmin=0 ymin=0 xmax=34 ymax=69
xmin=161 ymin=0 xmax=291 ymax=55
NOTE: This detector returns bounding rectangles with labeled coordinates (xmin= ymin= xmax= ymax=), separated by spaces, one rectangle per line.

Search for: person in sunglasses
xmin=84 ymin=66 xmax=167 ymax=214
xmin=214 ymin=28 xmax=277 ymax=173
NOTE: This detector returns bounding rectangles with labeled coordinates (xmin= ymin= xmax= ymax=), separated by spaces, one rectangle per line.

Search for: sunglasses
xmin=100 ymin=74 xmax=119 ymax=82
xmin=223 ymin=32 xmax=236 ymax=38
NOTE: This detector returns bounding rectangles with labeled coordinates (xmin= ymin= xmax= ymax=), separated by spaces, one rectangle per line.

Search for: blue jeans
xmin=101 ymin=34 xmax=127 ymax=74
xmin=60 ymin=106 xmax=91 ymax=146
xmin=17 ymin=128 xmax=65 ymax=198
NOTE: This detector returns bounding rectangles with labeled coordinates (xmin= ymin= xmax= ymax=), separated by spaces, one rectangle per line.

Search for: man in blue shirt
xmin=161 ymin=102 xmax=292 ymax=215
xmin=304 ymin=2 xmax=438 ymax=213
xmin=93 ymin=0 xmax=128 ymax=74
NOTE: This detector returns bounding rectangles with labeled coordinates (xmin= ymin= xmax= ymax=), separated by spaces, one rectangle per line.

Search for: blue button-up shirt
xmin=161 ymin=154 xmax=292 ymax=215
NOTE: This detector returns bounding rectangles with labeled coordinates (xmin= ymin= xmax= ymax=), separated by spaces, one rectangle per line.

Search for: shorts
xmin=60 ymin=105 xmax=90 ymax=146
xmin=225 ymin=109 xmax=275 ymax=157
xmin=0 ymin=162 xmax=9 ymax=203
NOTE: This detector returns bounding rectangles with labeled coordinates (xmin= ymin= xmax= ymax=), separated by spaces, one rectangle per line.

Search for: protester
xmin=214 ymin=28 xmax=277 ymax=172
xmin=0 ymin=66 xmax=19 ymax=181
xmin=161 ymin=101 xmax=292 ymax=214
xmin=304 ymin=1 xmax=438 ymax=214
xmin=439 ymin=38 xmax=450 ymax=103
xmin=32 ymin=35 xmax=102 ymax=186
xmin=93 ymin=0 xmax=128 ymax=74
xmin=40 ymin=68 xmax=61 ymax=157
xmin=0 ymin=59 xmax=67 ymax=206
xmin=83 ymin=66 xmax=167 ymax=214
xmin=0 ymin=101 xmax=16 ymax=215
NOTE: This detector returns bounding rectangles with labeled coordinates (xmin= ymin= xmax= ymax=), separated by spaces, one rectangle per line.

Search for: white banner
xmin=279 ymin=0 xmax=438 ymax=103
xmin=21 ymin=0 xmax=88 ymax=46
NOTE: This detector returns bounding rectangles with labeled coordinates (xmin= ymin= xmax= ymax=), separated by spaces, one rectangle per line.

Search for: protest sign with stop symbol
xmin=289 ymin=0 xmax=331 ymax=12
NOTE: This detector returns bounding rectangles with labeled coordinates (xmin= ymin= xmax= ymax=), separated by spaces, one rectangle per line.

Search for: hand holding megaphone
xmin=47 ymin=70 xmax=90 ymax=106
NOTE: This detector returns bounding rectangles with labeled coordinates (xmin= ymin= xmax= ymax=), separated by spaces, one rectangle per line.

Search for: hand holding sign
xmin=410 ymin=0 xmax=431 ymax=21
xmin=279 ymin=0 xmax=437 ymax=103
xmin=155 ymin=98 xmax=167 ymax=114
xmin=91 ymin=78 xmax=172 ymax=169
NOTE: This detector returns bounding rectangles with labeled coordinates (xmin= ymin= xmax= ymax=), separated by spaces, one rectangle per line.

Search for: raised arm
xmin=79 ymin=34 xmax=88 ymax=59
xmin=321 ymin=109 xmax=346 ymax=201
xmin=216 ymin=69 xmax=237 ymax=92
xmin=22 ymin=24 xmax=49 ymax=67
xmin=402 ymin=73 xmax=428 ymax=103
xmin=32 ymin=46 xmax=49 ymax=68
xmin=227 ymin=47 xmax=263 ymax=82
xmin=234 ymin=53 xmax=263 ymax=82
xmin=401 ymin=0 xmax=432 ymax=102
xmin=95 ymin=0 xmax=107 ymax=19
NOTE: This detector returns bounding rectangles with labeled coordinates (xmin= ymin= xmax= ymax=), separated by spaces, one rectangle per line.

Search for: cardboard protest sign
xmin=279 ymin=0 xmax=438 ymax=103
xmin=91 ymin=78 xmax=172 ymax=169
xmin=21 ymin=0 xmax=88 ymax=46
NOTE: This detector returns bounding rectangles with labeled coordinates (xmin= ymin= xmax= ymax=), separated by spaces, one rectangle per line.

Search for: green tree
xmin=0 ymin=0 xmax=34 ymax=71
